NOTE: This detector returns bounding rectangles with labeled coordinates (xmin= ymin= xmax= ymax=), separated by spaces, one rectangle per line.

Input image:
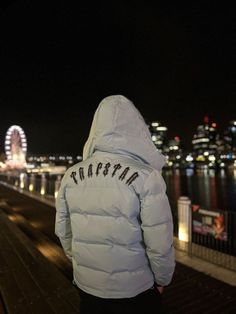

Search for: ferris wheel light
xmin=5 ymin=125 xmax=27 ymax=166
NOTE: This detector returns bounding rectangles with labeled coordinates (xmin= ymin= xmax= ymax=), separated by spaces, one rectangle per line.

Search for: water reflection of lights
xmin=220 ymin=169 xmax=226 ymax=177
xmin=186 ymin=169 xmax=194 ymax=177
xmin=209 ymin=169 xmax=215 ymax=178
xmin=203 ymin=168 xmax=209 ymax=176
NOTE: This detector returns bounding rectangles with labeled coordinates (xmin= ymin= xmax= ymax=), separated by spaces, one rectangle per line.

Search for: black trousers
xmin=78 ymin=287 xmax=162 ymax=314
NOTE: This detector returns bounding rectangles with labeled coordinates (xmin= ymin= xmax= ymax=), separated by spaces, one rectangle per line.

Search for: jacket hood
xmin=82 ymin=95 xmax=166 ymax=170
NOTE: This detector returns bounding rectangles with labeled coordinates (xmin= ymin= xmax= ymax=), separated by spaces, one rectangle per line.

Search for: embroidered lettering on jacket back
xmin=70 ymin=162 xmax=139 ymax=186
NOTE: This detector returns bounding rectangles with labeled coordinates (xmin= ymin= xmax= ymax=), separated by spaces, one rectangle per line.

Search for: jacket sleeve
xmin=140 ymin=169 xmax=175 ymax=286
xmin=55 ymin=172 xmax=72 ymax=261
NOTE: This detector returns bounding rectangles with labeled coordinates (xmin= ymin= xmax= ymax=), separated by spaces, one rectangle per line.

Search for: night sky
xmin=1 ymin=1 xmax=236 ymax=154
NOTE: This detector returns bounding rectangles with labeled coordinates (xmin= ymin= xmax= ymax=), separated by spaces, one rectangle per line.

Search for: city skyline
xmin=0 ymin=117 xmax=235 ymax=157
xmin=1 ymin=2 xmax=236 ymax=153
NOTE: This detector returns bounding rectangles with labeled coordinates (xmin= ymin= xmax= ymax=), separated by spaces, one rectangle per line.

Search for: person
xmin=55 ymin=95 xmax=175 ymax=314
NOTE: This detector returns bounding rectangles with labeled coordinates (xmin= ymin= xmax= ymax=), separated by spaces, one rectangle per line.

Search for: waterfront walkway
xmin=0 ymin=182 xmax=236 ymax=313
xmin=0 ymin=210 xmax=80 ymax=313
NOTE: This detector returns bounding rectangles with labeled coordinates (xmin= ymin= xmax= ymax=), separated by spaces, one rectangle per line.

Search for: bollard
xmin=40 ymin=174 xmax=47 ymax=195
xmin=19 ymin=173 xmax=26 ymax=189
xmin=54 ymin=175 xmax=62 ymax=198
xmin=178 ymin=196 xmax=192 ymax=255
xmin=29 ymin=173 xmax=35 ymax=192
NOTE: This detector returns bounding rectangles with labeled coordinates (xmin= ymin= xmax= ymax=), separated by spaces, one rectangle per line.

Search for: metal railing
xmin=176 ymin=196 xmax=236 ymax=272
xmin=0 ymin=172 xmax=62 ymax=199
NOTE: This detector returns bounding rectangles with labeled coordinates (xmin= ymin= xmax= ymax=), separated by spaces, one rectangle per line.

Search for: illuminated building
xmin=218 ymin=120 xmax=236 ymax=168
xmin=192 ymin=117 xmax=220 ymax=168
xmin=224 ymin=120 xmax=236 ymax=151
xmin=149 ymin=121 xmax=168 ymax=152
xmin=166 ymin=136 xmax=183 ymax=168
xmin=192 ymin=117 xmax=220 ymax=154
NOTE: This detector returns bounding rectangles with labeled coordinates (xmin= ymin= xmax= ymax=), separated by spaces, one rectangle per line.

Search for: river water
xmin=163 ymin=168 xmax=236 ymax=213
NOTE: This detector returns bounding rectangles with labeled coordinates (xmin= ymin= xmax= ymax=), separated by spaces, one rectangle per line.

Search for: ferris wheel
xmin=5 ymin=125 xmax=27 ymax=162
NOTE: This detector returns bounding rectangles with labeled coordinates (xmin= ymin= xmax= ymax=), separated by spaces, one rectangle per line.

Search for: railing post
xmin=40 ymin=173 xmax=47 ymax=196
xmin=177 ymin=196 xmax=192 ymax=256
xmin=19 ymin=173 xmax=26 ymax=189
xmin=29 ymin=173 xmax=35 ymax=192
xmin=54 ymin=175 xmax=62 ymax=199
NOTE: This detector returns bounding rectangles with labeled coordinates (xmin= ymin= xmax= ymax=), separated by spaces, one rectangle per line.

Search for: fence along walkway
xmin=0 ymin=210 xmax=80 ymax=314
xmin=174 ymin=237 xmax=236 ymax=273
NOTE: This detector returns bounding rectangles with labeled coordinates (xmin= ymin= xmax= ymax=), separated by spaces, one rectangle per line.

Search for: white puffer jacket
xmin=55 ymin=95 xmax=175 ymax=298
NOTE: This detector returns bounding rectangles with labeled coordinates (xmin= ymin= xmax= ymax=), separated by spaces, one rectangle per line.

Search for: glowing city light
xmin=4 ymin=125 xmax=27 ymax=169
xmin=178 ymin=226 xmax=189 ymax=242
xmin=151 ymin=122 xmax=159 ymax=127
